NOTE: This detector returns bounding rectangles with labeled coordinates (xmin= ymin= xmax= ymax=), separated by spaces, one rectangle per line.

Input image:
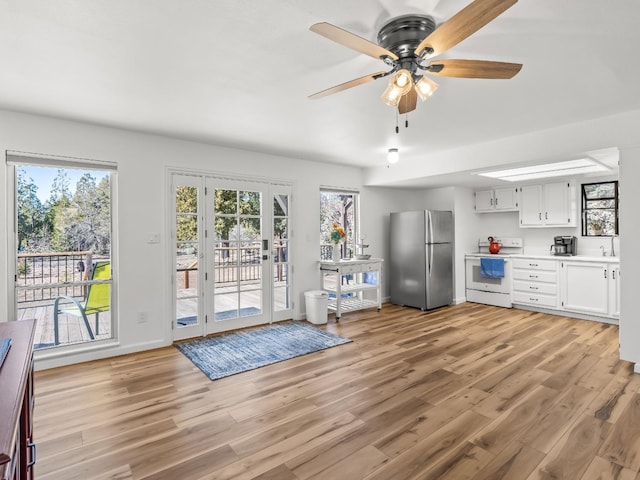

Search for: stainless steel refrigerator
xmin=389 ymin=210 xmax=453 ymax=310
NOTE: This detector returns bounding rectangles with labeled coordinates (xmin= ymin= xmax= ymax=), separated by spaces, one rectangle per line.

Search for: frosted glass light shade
xmin=387 ymin=148 xmax=399 ymax=164
xmin=381 ymin=69 xmax=413 ymax=107
xmin=415 ymin=76 xmax=439 ymax=101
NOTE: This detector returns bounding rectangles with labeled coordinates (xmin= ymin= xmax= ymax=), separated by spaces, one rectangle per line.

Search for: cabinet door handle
xmin=529 ymin=263 xmax=538 ymax=267
xmin=27 ymin=442 xmax=37 ymax=467
xmin=539 ymin=212 xmax=542 ymax=220
xmin=529 ymin=275 xmax=538 ymax=279
xmin=529 ymin=286 xmax=539 ymax=290
xmin=530 ymin=298 xmax=539 ymax=302
xmin=545 ymin=212 xmax=548 ymax=220
xmin=490 ymin=197 xmax=494 ymax=206
xmin=604 ymin=269 xmax=607 ymax=279
xmin=495 ymin=197 xmax=498 ymax=205
xmin=613 ymin=270 xmax=616 ymax=279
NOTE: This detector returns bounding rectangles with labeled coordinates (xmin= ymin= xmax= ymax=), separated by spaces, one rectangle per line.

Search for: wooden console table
xmin=319 ymin=258 xmax=383 ymax=319
xmin=0 ymin=319 xmax=36 ymax=480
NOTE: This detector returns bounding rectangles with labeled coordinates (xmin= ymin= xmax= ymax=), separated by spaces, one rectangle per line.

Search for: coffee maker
xmin=550 ymin=236 xmax=577 ymax=256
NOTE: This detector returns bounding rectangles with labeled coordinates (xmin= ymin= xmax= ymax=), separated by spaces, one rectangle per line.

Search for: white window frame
xmin=6 ymin=151 xmax=119 ymax=353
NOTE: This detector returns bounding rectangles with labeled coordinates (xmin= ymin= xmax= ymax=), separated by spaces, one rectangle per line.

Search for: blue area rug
xmin=175 ymin=321 xmax=352 ymax=381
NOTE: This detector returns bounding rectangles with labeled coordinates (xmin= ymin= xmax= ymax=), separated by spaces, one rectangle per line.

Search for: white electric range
xmin=465 ymin=237 xmax=523 ymax=308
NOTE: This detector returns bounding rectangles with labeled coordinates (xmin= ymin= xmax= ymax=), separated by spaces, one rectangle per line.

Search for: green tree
xmin=320 ymin=192 xmax=355 ymax=257
xmin=214 ymin=189 xmax=261 ymax=240
xmin=46 ymin=169 xmax=73 ymax=252
xmin=17 ymin=170 xmax=47 ymax=252
xmin=64 ymin=173 xmax=111 ymax=254
xmin=176 ymin=186 xmax=198 ymax=245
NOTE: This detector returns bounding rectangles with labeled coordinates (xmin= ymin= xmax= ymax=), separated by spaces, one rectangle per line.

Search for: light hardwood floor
xmin=33 ymin=302 xmax=640 ymax=480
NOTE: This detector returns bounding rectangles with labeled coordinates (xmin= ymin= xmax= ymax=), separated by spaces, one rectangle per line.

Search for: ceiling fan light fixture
xmin=381 ymin=69 xmax=413 ymax=106
xmin=415 ymin=76 xmax=439 ymax=101
xmin=387 ymin=148 xmax=400 ymax=164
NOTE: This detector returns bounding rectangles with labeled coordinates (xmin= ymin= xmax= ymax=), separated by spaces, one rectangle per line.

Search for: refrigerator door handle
xmin=428 ymin=243 xmax=432 ymax=277
xmin=428 ymin=211 xmax=433 ymax=244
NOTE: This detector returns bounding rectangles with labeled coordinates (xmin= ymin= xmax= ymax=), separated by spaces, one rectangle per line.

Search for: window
xmin=320 ymin=189 xmax=359 ymax=260
xmin=582 ymin=181 xmax=619 ymax=236
xmin=9 ymin=152 xmax=116 ymax=349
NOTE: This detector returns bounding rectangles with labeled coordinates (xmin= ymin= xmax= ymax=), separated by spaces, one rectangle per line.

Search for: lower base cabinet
xmin=509 ymin=257 xmax=619 ymax=322
xmin=561 ymin=261 xmax=609 ymax=316
xmin=608 ymin=264 xmax=620 ymax=318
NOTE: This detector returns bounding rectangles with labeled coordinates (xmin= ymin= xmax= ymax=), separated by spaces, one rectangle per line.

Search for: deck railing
xmin=15 ymin=251 xmax=108 ymax=303
xmin=176 ymin=244 xmax=289 ymax=288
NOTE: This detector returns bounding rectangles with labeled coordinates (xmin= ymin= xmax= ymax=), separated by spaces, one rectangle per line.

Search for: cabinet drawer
xmin=513 ymin=291 xmax=558 ymax=308
xmin=340 ymin=264 xmax=363 ymax=274
xmin=361 ymin=262 xmax=380 ymax=272
xmin=512 ymin=258 xmax=557 ymax=271
xmin=513 ymin=269 xmax=557 ymax=283
xmin=513 ymin=280 xmax=557 ymax=296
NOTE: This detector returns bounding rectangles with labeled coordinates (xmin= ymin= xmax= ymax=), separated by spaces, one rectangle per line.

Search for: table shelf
xmin=328 ymin=298 xmax=378 ymax=314
xmin=319 ymin=258 xmax=383 ymax=319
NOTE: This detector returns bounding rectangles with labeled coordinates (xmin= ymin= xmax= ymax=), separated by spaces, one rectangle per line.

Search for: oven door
xmin=465 ymin=257 xmax=511 ymax=294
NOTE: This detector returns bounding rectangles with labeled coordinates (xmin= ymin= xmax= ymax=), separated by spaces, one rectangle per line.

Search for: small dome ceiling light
xmin=387 ymin=148 xmax=400 ymax=164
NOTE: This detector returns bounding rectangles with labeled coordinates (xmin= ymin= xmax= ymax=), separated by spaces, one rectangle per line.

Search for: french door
xmin=172 ymin=174 xmax=292 ymax=340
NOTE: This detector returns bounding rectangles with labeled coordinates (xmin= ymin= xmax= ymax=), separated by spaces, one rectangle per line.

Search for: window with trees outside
xmin=11 ymin=154 xmax=115 ymax=350
xmin=320 ymin=189 xmax=358 ymax=260
xmin=582 ymin=181 xmax=619 ymax=236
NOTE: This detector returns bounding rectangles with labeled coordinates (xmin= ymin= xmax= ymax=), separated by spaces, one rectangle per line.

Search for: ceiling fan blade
xmin=415 ymin=0 xmax=518 ymax=58
xmin=427 ymin=59 xmax=522 ymax=78
xmin=310 ymin=22 xmax=399 ymax=61
xmin=309 ymin=71 xmax=388 ymax=99
xmin=398 ymin=88 xmax=418 ymax=114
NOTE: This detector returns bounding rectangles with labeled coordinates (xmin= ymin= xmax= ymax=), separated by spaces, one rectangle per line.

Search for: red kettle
xmin=488 ymin=236 xmax=502 ymax=254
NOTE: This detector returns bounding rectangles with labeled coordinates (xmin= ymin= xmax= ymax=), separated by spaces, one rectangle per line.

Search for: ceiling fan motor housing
xmin=377 ymin=15 xmax=437 ymax=61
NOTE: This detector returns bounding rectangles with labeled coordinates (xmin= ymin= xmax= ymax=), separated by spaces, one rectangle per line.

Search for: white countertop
xmin=465 ymin=253 xmax=619 ymax=264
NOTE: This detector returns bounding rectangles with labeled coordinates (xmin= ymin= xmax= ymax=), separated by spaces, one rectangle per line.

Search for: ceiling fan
xmin=309 ymin=0 xmax=522 ymax=114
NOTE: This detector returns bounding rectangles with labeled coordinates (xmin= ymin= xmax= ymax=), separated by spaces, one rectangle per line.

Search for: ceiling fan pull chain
xmin=405 ymin=114 xmax=409 ymax=129
xmin=395 ymin=110 xmax=399 ymax=134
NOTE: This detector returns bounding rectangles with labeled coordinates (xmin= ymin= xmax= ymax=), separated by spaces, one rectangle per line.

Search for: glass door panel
xmin=206 ymin=180 xmax=269 ymax=334
xmin=173 ymin=176 xmax=203 ymax=340
xmin=272 ymin=188 xmax=292 ymax=321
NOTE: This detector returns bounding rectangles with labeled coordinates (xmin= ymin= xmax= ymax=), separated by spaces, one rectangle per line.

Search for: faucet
xmin=600 ymin=245 xmax=605 ymax=257
xmin=611 ymin=234 xmax=617 ymax=257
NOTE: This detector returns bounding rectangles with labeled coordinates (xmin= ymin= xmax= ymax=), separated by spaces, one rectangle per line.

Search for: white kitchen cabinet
xmin=519 ymin=181 xmax=576 ymax=227
xmin=475 ymin=187 xmax=519 ymax=213
xmin=560 ymin=261 xmax=609 ymax=316
xmin=512 ymin=258 xmax=559 ymax=308
xmin=608 ymin=264 xmax=620 ymax=318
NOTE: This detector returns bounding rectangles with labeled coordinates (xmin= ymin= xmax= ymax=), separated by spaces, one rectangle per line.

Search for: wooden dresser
xmin=0 ymin=320 xmax=36 ymax=480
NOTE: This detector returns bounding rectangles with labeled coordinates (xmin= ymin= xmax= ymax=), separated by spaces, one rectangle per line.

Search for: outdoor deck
xmin=17 ymin=300 xmax=112 ymax=349
xmin=15 ymin=246 xmax=296 ymax=350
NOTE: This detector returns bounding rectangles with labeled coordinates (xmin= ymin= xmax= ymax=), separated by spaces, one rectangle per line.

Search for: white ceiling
xmin=0 ymin=0 xmax=636 ymax=187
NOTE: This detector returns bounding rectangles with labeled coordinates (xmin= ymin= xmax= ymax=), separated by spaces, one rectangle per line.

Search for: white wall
xmin=374 ymin=186 xmax=478 ymax=304
xmin=3 ymin=107 xmax=640 ymax=371
xmin=453 ymin=188 xmax=480 ymax=302
xmin=0 ymin=110 xmax=400 ymax=369
xmin=365 ymin=110 xmax=640 ymax=187
xmin=619 ymin=145 xmax=640 ymax=370
xmin=360 ymin=186 xmax=425 ymax=301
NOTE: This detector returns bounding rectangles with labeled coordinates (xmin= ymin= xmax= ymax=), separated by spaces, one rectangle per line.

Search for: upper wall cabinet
xmin=474 ymin=187 xmax=519 ymax=213
xmin=519 ymin=181 xmax=577 ymax=227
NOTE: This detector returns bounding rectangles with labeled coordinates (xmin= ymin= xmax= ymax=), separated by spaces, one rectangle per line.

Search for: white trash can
xmin=304 ymin=290 xmax=329 ymax=325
